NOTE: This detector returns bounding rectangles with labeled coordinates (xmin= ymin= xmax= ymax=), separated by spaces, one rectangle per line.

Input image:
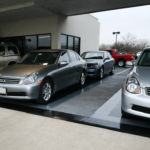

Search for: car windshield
xmin=138 ymin=50 xmax=150 ymax=66
xmin=18 ymin=52 xmax=59 ymax=65
xmin=82 ymin=52 xmax=103 ymax=59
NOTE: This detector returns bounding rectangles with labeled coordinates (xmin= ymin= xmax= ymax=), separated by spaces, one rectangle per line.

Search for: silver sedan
xmin=0 ymin=49 xmax=87 ymax=104
xmin=122 ymin=47 xmax=150 ymax=118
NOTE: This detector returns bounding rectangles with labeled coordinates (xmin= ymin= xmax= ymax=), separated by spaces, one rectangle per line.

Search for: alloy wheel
xmin=118 ymin=61 xmax=124 ymax=67
xmin=81 ymin=72 xmax=85 ymax=85
xmin=42 ymin=83 xmax=51 ymax=101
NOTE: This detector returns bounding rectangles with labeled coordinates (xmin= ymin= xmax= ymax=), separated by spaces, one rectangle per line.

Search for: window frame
xmin=61 ymin=34 xmax=81 ymax=54
xmin=7 ymin=46 xmax=19 ymax=56
xmin=58 ymin=51 xmax=70 ymax=64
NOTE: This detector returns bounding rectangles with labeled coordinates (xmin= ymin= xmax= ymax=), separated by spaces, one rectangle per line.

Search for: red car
xmin=100 ymin=49 xmax=135 ymax=67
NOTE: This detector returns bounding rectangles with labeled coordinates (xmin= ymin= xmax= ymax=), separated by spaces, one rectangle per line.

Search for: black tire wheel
xmin=117 ymin=60 xmax=125 ymax=67
xmin=98 ymin=67 xmax=104 ymax=80
xmin=36 ymin=79 xmax=52 ymax=104
xmin=78 ymin=71 xmax=86 ymax=86
xmin=109 ymin=65 xmax=115 ymax=75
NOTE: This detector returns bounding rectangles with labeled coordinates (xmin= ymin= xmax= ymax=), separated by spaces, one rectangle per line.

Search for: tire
xmin=36 ymin=79 xmax=52 ymax=104
xmin=109 ymin=65 xmax=115 ymax=75
xmin=78 ymin=71 xmax=86 ymax=86
xmin=117 ymin=59 xmax=125 ymax=67
xmin=98 ymin=67 xmax=104 ymax=79
xmin=8 ymin=62 xmax=16 ymax=66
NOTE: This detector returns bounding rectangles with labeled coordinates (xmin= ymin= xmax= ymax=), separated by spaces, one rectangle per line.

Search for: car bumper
xmin=0 ymin=83 xmax=40 ymax=100
xmin=122 ymin=88 xmax=150 ymax=118
xmin=87 ymin=68 xmax=100 ymax=77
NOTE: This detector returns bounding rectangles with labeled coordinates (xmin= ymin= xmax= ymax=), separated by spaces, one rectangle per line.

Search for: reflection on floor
xmin=1 ymin=67 xmax=150 ymax=137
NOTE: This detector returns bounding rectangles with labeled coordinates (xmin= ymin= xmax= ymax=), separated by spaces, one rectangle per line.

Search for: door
xmin=54 ymin=51 xmax=71 ymax=90
xmin=0 ymin=46 xmax=5 ymax=68
xmin=68 ymin=51 xmax=81 ymax=84
xmin=103 ymin=52 xmax=110 ymax=73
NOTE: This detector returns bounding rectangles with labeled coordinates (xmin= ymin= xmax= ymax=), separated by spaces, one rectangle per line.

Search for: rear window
xmin=8 ymin=46 xmax=18 ymax=55
xmin=0 ymin=46 xmax=5 ymax=56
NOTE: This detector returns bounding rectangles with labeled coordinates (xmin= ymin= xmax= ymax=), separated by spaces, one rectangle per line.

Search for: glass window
xmin=82 ymin=52 xmax=104 ymax=59
xmin=38 ymin=34 xmax=51 ymax=49
xmin=25 ymin=36 xmax=37 ymax=53
xmin=19 ymin=52 xmax=59 ymax=65
xmin=8 ymin=46 xmax=18 ymax=55
xmin=69 ymin=52 xmax=77 ymax=62
xmin=107 ymin=50 xmax=113 ymax=55
xmin=76 ymin=54 xmax=80 ymax=61
xmin=0 ymin=46 xmax=5 ymax=56
xmin=138 ymin=50 xmax=150 ymax=66
xmin=61 ymin=35 xmax=67 ymax=49
xmin=68 ymin=36 xmax=73 ymax=50
xmin=74 ymin=37 xmax=80 ymax=54
xmin=59 ymin=52 xmax=70 ymax=63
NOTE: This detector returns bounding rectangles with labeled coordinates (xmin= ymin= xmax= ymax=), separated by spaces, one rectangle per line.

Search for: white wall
xmin=0 ymin=16 xmax=59 ymax=49
xmin=58 ymin=14 xmax=100 ymax=54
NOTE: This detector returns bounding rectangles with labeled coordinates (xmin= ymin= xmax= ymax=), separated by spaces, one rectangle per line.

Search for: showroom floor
xmin=0 ymin=67 xmax=150 ymax=137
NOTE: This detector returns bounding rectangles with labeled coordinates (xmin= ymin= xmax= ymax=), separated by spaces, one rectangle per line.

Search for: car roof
xmin=144 ymin=47 xmax=150 ymax=51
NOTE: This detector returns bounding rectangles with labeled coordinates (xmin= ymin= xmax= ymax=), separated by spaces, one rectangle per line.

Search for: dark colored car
xmin=0 ymin=49 xmax=87 ymax=104
xmin=81 ymin=51 xmax=115 ymax=79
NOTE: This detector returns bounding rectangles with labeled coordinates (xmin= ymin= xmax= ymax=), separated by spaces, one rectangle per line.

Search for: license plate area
xmin=0 ymin=87 xmax=6 ymax=95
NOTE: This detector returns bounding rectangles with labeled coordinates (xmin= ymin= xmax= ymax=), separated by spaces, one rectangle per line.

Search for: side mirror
xmin=59 ymin=61 xmax=68 ymax=66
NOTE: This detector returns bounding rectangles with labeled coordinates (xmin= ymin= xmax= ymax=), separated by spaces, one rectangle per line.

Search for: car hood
xmin=85 ymin=59 xmax=103 ymax=64
xmin=134 ymin=66 xmax=150 ymax=88
xmin=0 ymin=64 xmax=48 ymax=79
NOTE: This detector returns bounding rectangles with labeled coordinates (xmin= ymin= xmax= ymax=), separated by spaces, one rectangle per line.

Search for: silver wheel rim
xmin=81 ymin=73 xmax=85 ymax=85
xmin=118 ymin=61 xmax=124 ymax=67
xmin=42 ymin=83 xmax=51 ymax=101
xmin=100 ymin=68 xmax=103 ymax=78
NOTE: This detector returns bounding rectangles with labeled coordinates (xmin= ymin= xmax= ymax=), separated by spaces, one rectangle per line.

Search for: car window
xmin=69 ymin=52 xmax=77 ymax=62
xmin=18 ymin=52 xmax=59 ymax=65
xmin=76 ymin=54 xmax=80 ymax=61
xmin=107 ymin=50 xmax=113 ymax=55
xmin=82 ymin=52 xmax=104 ymax=59
xmin=59 ymin=52 xmax=70 ymax=63
xmin=138 ymin=50 xmax=150 ymax=66
xmin=0 ymin=46 xmax=5 ymax=56
xmin=8 ymin=46 xmax=18 ymax=55
xmin=107 ymin=52 xmax=112 ymax=58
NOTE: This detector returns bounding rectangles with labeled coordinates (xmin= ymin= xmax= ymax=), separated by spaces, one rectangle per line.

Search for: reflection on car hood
xmin=85 ymin=59 xmax=103 ymax=64
xmin=135 ymin=66 xmax=150 ymax=88
xmin=0 ymin=64 xmax=48 ymax=79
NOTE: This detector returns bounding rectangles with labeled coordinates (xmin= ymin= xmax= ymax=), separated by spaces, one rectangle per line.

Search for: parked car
xmin=0 ymin=49 xmax=87 ymax=104
xmin=81 ymin=51 xmax=115 ymax=79
xmin=136 ymin=51 xmax=142 ymax=58
xmin=122 ymin=47 xmax=150 ymax=118
xmin=100 ymin=49 xmax=135 ymax=67
xmin=0 ymin=42 xmax=21 ymax=68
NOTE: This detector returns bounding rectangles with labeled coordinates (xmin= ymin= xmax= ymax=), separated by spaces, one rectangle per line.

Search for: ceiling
xmin=0 ymin=0 xmax=150 ymax=22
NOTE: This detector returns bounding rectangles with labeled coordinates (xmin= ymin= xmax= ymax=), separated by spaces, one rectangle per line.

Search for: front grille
xmin=0 ymin=78 xmax=20 ymax=84
xmin=132 ymin=105 xmax=150 ymax=114
xmin=145 ymin=87 xmax=150 ymax=96
xmin=87 ymin=64 xmax=94 ymax=68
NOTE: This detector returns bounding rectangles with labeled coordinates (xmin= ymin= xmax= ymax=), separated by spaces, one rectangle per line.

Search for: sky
xmin=91 ymin=5 xmax=150 ymax=45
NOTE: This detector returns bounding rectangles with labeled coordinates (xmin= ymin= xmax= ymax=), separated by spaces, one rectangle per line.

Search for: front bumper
xmin=122 ymin=88 xmax=150 ymax=118
xmin=87 ymin=68 xmax=100 ymax=77
xmin=0 ymin=83 xmax=40 ymax=100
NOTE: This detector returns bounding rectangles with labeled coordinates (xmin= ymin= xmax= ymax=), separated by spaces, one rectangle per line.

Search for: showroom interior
xmin=0 ymin=0 xmax=150 ymax=149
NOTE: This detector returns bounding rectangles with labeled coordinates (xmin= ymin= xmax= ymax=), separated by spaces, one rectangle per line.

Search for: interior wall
xmin=58 ymin=14 xmax=100 ymax=53
xmin=0 ymin=15 xmax=59 ymax=49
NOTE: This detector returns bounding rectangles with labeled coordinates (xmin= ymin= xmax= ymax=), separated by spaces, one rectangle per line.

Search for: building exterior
xmin=0 ymin=14 xmax=100 ymax=56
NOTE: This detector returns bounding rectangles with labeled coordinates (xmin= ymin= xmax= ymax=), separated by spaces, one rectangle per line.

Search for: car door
xmin=68 ymin=51 xmax=81 ymax=84
xmin=54 ymin=51 xmax=71 ymax=90
xmin=107 ymin=52 xmax=114 ymax=71
xmin=103 ymin=52 xmax=110 ymax=73
xmin=0 ymin=45 xmax=5 ymax=68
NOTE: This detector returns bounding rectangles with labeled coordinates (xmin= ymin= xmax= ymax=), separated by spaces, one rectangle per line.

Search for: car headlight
xmin=126 ymin=77 xmax=141 ymax=94
xmin=93 ymin=63 xmax=99 ymax=68
xmin=23 ymin=72 xmax=38 ymax=84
